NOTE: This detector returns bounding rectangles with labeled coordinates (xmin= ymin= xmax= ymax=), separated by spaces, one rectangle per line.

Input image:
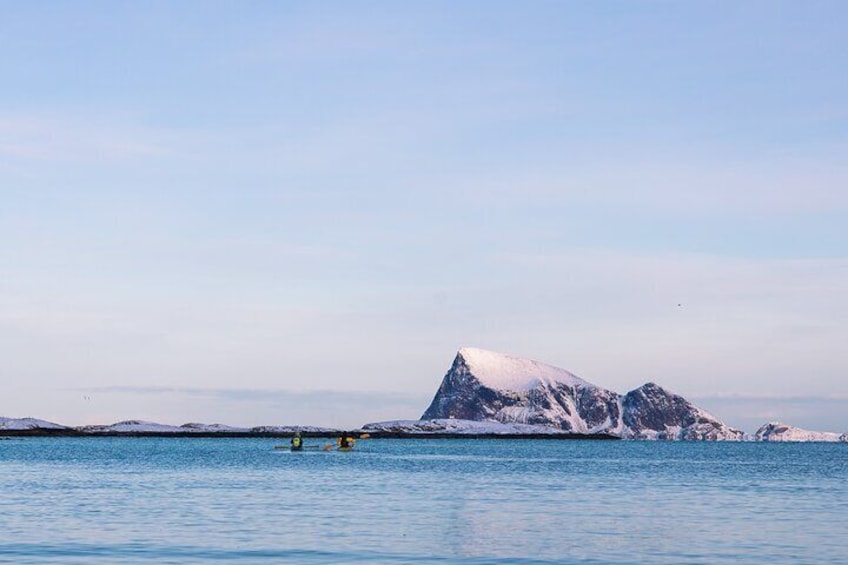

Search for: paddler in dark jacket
xmin=338 ymin=431 xmax=354 ymax=449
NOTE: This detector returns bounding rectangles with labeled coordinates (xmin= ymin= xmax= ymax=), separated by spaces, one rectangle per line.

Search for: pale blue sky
xmin=2 ymin=2 xmax=846 ymax=431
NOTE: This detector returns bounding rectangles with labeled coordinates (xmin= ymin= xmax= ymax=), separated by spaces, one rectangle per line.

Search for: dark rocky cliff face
xmin=622 ymin=382 xmax=701 ymax=435
xmin=422 ymin=350 xmax=622 ymax=434
xmin=422 ymin=350 xmax=743 ymax=440
xmin=421 ymin=353 xmax=501 ymax=420
xmin=621 ymin=382 xmax=743 ymax=440
xmin=575 ymin=386 xmax=622 ymax=431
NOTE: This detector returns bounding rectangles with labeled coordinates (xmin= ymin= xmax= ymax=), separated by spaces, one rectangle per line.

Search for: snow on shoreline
xmin=0 ymin=417 xmax=68 ymax=431
xmin=2 ymin=415 xmax=846 ymax=441
xmin=78 ymin=421 xmax=340 ymax=434
xmin=77 ymin=420 xmax=251 ymax=434
xmin=0 ymin=417 xmax=341 ymax=435
xmin=363 ymin=419 xmax=592 ymax=435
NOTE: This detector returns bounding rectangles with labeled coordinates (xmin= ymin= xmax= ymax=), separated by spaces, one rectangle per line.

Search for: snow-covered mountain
xmin=754 ymin=422 xmax=847 ymax=442
xmin=421 ymin=347 xmax=744 ymax=441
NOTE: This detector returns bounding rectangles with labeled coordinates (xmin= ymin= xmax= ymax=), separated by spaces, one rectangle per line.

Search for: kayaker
xmin=338 ymin=431 xmax=354 ymax=449
xmin=290 ymin=431 xmax=303 ymax=452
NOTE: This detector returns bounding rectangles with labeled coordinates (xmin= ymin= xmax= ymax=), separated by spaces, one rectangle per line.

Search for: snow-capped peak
xmin=458 ymin=347 xmax=591 ymax=392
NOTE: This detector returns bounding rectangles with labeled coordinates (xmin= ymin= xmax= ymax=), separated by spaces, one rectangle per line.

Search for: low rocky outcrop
xmin=0 ymin=417 xmax=71 ymax=434
xmin=754 ymin=421 xmax=847 ymax=442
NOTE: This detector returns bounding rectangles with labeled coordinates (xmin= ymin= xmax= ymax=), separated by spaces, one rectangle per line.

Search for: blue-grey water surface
xmin=1 ymin=437 xmax=846 ymax=564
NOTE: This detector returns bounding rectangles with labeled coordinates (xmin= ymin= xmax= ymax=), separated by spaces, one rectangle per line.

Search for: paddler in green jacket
xmin=290 ymin=431 xmax=303 ymax=452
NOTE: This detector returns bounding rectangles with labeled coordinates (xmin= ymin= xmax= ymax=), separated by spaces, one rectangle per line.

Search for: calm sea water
xmin=0 ymin=437 xmax=845 ymax=564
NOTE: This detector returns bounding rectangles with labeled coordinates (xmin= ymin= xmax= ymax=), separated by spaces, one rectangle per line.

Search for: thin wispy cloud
xmin=64 ymin=385 xmax=431 ymax=429
xmin=75 ymin=385 xmax=426 ymax=406
xmin=0 ymin=115 xmax=171 ymax=165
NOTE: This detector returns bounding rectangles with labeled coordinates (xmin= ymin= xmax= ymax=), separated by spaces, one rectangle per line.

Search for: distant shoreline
xmin=0 ymin=429 xmax=620 ymax=440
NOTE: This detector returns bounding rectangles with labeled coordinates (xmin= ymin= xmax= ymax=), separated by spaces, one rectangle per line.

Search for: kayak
xmin=323 ymin=441 xmax=355 ymax=451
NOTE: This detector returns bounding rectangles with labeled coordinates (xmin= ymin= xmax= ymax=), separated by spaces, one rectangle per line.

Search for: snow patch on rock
xmin=0 ymin=417 xmax=68 ymax=431
xmin=458 ymin=347 xmax=590 ymax=392
xmin=251 ymin=425 xmax=340 ymax=434
xmin=754 ymin=422 xmax=847 ymax=442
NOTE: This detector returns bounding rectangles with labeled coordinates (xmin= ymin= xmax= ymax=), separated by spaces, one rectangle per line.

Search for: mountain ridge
xmin=423 ymin=348 xmax=744 ymax=440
